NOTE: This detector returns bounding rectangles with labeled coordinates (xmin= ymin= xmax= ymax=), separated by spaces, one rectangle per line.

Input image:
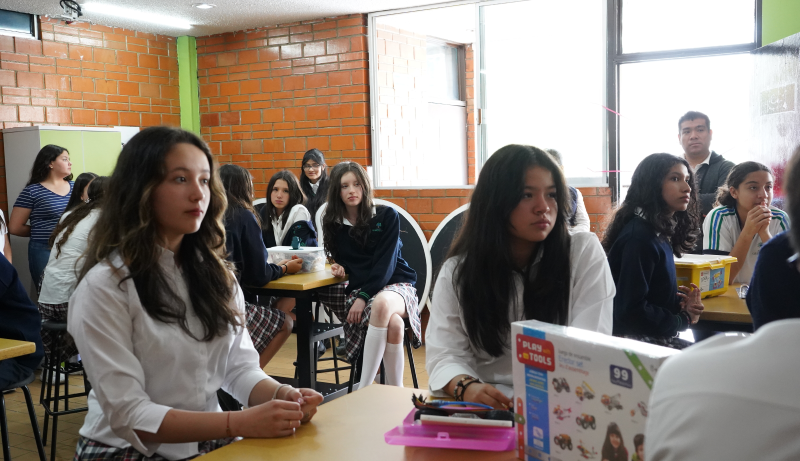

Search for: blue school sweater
xmin=224 ymin=206 xmax=283 ymax=288
xmin=746 ymin=231 xmax=800 ymax=330
xmin=0 ymin=255 xmax=44 ymax=371
xmin=332 ymin=206 xmax=416 ymax=301
xmin=607 ymin=216 xmax=690 ymax=337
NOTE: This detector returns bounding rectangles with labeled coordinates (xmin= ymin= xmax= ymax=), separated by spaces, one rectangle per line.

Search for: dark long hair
xmin=65 ymin=172 xmax=99 ymax=213
xmin=300 ymin=148 xmax=329 ymax=217
xmin=601 ymin=422 xmax=626 ymax=460
xmin=261 ymin=170 xmax=305 ymax=231
xmin=27 ymin=144 xmax=73 ymax=186
xmin=322 ymin=161 xmax=374 ymax=260
xmin=787 ymin=146 xmax=800 ymax=252
xmin=49 ymin=176 xmax=107 ymax=257
xmin=78 ymin=126 xmax=239 ymax=342
xmin=715 ymin=161 xmax=774 ymax=208
xmin=448 ymin=145 xmax=572 ymax=357
xmin=219 ymin=164 xmax=260 ymax=226
xmin=602 ymin=153 xmax=699 ymax=257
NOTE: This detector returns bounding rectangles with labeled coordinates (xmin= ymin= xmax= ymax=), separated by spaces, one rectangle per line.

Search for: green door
xmin=38 ymin=130 xmax=85 ymax=175
xmin=82 ymin=131 xmax=122 ymax=176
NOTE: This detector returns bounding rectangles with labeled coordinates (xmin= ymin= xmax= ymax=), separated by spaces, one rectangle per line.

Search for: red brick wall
xmin=0 ymin=18 xmax=180 ymax=214
xmin=196 ymin=13 xmax=612 ymax=241
xmin=196 ymin=14 xmax=369 ymax=195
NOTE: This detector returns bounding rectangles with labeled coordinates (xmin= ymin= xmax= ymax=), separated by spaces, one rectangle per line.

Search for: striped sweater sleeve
xmin=703 ymin=206 xmax=735 ymax=252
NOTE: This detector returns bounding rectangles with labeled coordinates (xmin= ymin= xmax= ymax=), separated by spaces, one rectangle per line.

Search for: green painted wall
xmin=762 ymin=0 xmax=800 ymax=45
xmin=177 ymin=36 xmax=200 ymax=134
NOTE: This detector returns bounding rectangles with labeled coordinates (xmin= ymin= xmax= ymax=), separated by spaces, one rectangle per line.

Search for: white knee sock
xmin=382 ymin=342 xmax=404 ymax=387
xmin=358 ymin=325 xmax=387 ymax=390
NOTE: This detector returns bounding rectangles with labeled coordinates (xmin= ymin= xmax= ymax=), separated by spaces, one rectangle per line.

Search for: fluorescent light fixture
xmin=192 ymin=3 xmax=216 ymax=8
xmin=81 ymin=2 xmax=192 ymax=29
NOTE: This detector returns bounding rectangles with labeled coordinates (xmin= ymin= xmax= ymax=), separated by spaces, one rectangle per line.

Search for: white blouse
xmin=426 ymin=231 xmax=615 ymax=397
xmin=270 ymin=204 xmax=311 ymax=247
xmin=39 ymin=209 xmax=101 ymax=304
xmin=68 ymin=248 xmax=269 ymax=459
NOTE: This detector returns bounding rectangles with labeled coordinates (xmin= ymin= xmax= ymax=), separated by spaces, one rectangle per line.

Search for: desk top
xmin=201 ymin=385 xmax=517 ymax=461
xmin=259 ymin=265 xmax=347 ymax=291
xmin=0 ymin=339 xmax=36 ymax=361
xmin=700 ymin=284 xmax=752 ymax=324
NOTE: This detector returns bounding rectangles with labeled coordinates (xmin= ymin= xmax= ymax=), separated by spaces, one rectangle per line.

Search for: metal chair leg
xmin=0 ymin=394 xmax=10 ymax=461
xmin=22 ymin=386 xmax=46 ymax=461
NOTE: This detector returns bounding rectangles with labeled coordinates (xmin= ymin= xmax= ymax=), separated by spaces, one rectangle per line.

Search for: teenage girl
xmin=602 ymin=153 xmax=704 ymax=349
xmin=703 ymin=161 xmax=790 ymax=283
xmin=65 ymin=172 xmax=98 ymax=213
xmin=321 ymin=161 xmax=421 ymax=389
xmin=9 ymin=144 xmax=73 ymax=288
xmin=39 ymin=176 xmax=107 ymax=358
xmin=426 ymin=145 xmax=614 ymax=408
xmin=218 ymin=164 xmax=302 ymax=368
xmin=68 ymin=126 xmax=322 ymax=460
xmin=260 ymin=170 xmax=317 ymax=248
xmin=299 ymin=148 xmax=329 ymax=221
xmin=602 ymin=422 xmax=628 ymax=461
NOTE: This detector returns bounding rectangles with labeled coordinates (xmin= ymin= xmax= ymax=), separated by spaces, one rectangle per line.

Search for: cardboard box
xmin=512 ymin=321 xmax=679 ymax=461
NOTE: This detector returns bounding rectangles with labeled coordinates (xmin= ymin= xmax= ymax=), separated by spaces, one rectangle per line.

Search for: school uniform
xmin=703 ymin=205 xmax=791 ymax=283
xmin=38 ymin=209 xmax=101 ymax=357
xmin=68 ymin=249 xmax=268 ymax=460
xmin=224 ymin=206 xmax=286 ymax=354
xmin=303 ymin=179 xmax=328 ymax=221
xmin=426 ymin=231 xmax=614 ymax=397
xmin=746 ymin=231 xmax=800 ymax=330
xmin=257 ymin=204 xmax=318 ymax=248
xmin=607 ymin=216 xmax=691 ymax=347
xmin=322 ymin=206 xmax=421 ymax=363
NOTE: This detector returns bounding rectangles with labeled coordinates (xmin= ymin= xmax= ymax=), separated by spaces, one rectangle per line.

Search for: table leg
xmin=296 ymin=297 xmax=315 ymax=389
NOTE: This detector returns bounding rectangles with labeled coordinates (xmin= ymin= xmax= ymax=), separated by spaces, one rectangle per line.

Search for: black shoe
xmin=335 ymin=344 xmax=347 ymax=357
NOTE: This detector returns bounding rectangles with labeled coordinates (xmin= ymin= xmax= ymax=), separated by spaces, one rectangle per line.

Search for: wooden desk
xmin=247 ymin=266 xmax=349 ymax=402
xmin=201 ymin=385 xmax=517 ymax=461
xmin=0 ymin=339 xmax=35 ymax=361
xmin=695 ymin=284 xmax=753 ymax=332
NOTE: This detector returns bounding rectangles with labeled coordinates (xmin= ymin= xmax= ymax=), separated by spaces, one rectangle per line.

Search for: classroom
xmin=0 ymin=0 xmax=799 ymax=460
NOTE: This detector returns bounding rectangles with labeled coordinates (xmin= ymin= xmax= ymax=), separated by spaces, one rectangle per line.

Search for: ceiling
xmin=2 ymin=0 xmax=455 ymax=37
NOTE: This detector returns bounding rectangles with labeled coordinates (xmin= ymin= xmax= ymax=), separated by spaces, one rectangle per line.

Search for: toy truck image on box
xmin=512 ymin=320 xmax=679 ymax=461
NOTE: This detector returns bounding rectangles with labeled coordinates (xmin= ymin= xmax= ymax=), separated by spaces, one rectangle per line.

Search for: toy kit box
xmin=674 ymin=254 xmax=737 ymax=298
xmin=512 ymin=321 xmax=679 ymax=461
xmin=267 ymin=246 xmax=326 ymax=273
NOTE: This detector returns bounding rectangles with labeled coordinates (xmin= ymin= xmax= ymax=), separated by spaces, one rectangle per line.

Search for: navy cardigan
xmin=746 ymin=231 xmax=800 ymax=330
xmin=224 ymin=206 xmax=283 ymax=288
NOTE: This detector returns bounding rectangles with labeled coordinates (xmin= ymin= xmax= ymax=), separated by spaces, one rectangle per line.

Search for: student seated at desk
xmin=426 ymin=145 xmax=614 ymax=408
xmin=219 ymin=164 xmax=302 ymax=368
xmin=703 ymin=161 xmax=790 ymax=284
xmin=602 ymin=153 xmax=704 ymax=349
xmin=68 ymin=127 xmax=322 ymax=461
xmin=321 ymin=161 xmax=421 ymax=390
xmin=258 ymin=170 xmax=317 ymax=248
xmin=747 ymin=147 xmax=800 ymax=330
xmin=38 ymin=176 xmax=106 ymax=359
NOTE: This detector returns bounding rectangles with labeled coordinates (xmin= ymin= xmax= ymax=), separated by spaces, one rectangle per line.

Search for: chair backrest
xmin=427 ymin=204 xmax=468 ymax=308
xmin=253 ymin=197 xmax=267 ymax=206
xmin=373 ymin=199 xmax=432 ymax=305
xmin=315 ymin=202 xmax=327 ymax=249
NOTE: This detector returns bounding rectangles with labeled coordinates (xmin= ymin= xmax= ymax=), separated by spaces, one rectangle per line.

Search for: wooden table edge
xmin=0 ymin=339 xmax=36 ymax=361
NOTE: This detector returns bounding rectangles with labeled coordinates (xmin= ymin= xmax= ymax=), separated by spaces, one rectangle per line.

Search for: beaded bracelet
xmin=454 ymin=375 xmax=481 ymax=401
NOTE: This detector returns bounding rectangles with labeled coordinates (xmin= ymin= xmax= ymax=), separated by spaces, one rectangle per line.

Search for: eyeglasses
xmin=303 ymin=163 xmax=322 ymax=171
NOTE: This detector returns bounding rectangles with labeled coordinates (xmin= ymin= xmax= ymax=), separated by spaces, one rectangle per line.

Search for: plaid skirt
xmin=38 ymin=301 xmax=79 ymax=358
xmin=73 ymin=436 xmax=237 ymax=461
xmin=622 ymin=334 xmax=693 ymax=350
xmin=317 ymin=283 xmax=421 ymax=363
xmin=244 ymin=300 xmax=285 ymax=354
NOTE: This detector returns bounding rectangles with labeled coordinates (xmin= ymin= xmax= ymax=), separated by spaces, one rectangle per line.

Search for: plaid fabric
xmin=244 ymin=301 xmax=286 ymax=354
xmin=38 ymin=301 xmax=79 ymax=358
xmin=622 ymin=334 xmax=693 ymax=350
xmin=73 ymin=436 xmax=237 ymax=461
xmin=318 ymin=283 xmax=421 ymax=363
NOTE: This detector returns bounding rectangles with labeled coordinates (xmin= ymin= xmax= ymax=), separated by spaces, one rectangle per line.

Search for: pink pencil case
xmin=384 ymin=409 xmax=515 ymax=451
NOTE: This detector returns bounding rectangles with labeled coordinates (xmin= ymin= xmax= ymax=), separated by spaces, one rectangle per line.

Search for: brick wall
xmin=0 ymin=17 xmax=180 ymax=214
xmin=196 ymin=14 xmax=369 ymax=195
xmin=196 ymin=13 xmax=612 ymax=241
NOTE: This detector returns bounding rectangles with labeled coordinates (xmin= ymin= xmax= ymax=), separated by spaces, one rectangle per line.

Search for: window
xmin=0 ymin=9 xmax=38 ymax=40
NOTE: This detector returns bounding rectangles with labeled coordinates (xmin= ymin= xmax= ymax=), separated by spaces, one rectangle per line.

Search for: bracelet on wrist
xmin=454 ymin=375 xmax=481 ymax=401
xmin=271 ymin=383 xmax=292 ymax=401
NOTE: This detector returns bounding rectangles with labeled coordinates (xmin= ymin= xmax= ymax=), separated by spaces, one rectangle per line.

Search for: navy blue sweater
xmin=332 ymin=206 xmax=416 ymax=301
xmin=746 ymin=231 xmax=800 ymax=330
xmin=224 ymin=206 xmax=283 ymax=288
xmin=0 ymin=255 xmax=44 ymax=371
xmin=607 ymin=216 xmax=690 ymax=336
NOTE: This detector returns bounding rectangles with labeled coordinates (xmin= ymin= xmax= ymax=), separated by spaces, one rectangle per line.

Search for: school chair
xmin=39 ymin=320 xmax=90 ymax=461
xmin=345 ymin=199 xmax=433 ymax=391
xmin=0 ymin=372 xmax=46 ymax=461
xmin=427 ymin=204 xmax=468 ymax=309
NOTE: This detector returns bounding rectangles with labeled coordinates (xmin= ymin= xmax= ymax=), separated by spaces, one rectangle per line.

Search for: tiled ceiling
xmin=3 ymin=0 xmax=452 ymax=37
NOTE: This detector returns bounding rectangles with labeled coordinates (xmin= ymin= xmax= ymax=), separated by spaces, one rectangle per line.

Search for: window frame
xmin=0 ymin=9 xmax=39 ymax=40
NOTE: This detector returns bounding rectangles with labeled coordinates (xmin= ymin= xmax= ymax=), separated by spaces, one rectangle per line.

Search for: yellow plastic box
xmin=674 ymin=254 xmax=738 ymax=298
